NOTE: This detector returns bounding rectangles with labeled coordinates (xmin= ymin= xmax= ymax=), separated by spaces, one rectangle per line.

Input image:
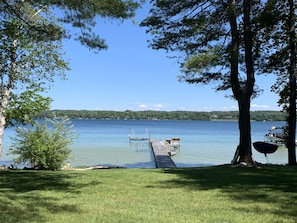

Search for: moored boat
xmin=165 ymin=138 xmax=181 ymax=148
xmin=264 ymin=126 xmax=285 ymax=146
xmin=161 ymin=140 xmax=177 ymax=156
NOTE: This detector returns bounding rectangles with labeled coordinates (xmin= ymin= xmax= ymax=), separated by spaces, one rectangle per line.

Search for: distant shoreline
xmin=39 ymin=110 xmax=286 ymax=122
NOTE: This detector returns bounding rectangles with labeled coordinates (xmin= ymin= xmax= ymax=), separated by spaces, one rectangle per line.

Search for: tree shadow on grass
xmin=159 ymin=165 xmax=297 ymax=220
xmin=0 ymin=170 xmax=101 ymax=222
xmin=0 ymin=170 xmax=80 ymax=192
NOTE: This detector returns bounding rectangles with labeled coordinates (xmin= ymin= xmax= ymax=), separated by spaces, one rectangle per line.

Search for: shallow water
xmin=1 ymin=119 xmax=288 ymax=168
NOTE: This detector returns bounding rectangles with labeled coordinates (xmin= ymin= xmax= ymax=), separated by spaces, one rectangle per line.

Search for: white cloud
xmin=94 ymin=107 xmax=103 ymax=110
xmin=153 ymin=104 xmax=165 ymax=110
xmin=202 ymin=106 xmax=211 ymax=111
xmin=137 ymin=103 xmax=166 ymax=110
xmin=250 ymin=103 xmax=270 ymax=110
xmin=139 ymin=104 xmax=148 ymax=110
xmin=220 ymin=105 xmax=238 ymax=111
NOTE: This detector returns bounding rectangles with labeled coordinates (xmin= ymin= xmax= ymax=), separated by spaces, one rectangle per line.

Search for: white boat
xmin=161 ymin=140 xmax=177 ymax=156
xmin=264 ymin=126 xmax=285 ymax=146
xmin=165 ymin=138 xmax=181 ymax=148
xmin=168 ymin=150 xmax=177 ymax=156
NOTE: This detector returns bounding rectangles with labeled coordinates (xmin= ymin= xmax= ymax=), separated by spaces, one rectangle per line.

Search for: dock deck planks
xmin=150 ymin=139 xmax=176 ymax=168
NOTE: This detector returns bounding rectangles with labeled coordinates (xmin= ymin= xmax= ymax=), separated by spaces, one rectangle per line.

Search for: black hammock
xmin=253 ymin=141 xmax=278 ymax=157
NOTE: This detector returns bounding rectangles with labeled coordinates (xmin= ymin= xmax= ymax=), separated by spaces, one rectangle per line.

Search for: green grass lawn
xmin=0 ymin=165 xmax=297 ymax=223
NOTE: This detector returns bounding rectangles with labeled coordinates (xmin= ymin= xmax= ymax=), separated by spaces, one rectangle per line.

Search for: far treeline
xmin=40 ymin=110 xmax=287 ymax=122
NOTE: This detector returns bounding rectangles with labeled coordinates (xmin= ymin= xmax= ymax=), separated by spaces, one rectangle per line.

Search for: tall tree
xmin=0 ymin=0 xmax=140 ymax=157
xmin=0 ymin=2 xmax=68 ymax=157
xmin=141 ymin=0 xmax=259 ymax=165
xmin=256 ymin=0 xmax=296 ymax=165
xmin=287 ymin=0 xmax=297 ymax=165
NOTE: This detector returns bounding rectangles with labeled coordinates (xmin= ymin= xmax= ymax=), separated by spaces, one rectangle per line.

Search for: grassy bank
xmin=0 ymin=165 xmax=296 ymax=223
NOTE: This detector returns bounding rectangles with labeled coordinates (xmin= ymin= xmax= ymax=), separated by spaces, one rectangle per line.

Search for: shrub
xmin=9 ymin=117 xmax=77 ymax=170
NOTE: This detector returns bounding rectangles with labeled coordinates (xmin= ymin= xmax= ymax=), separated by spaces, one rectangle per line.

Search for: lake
xmin=1 ymin=119 xmax=289 ymax=168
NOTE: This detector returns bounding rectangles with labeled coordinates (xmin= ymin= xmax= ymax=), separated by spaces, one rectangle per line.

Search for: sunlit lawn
xmin=0 ymin=165 xmax=297 ymax=223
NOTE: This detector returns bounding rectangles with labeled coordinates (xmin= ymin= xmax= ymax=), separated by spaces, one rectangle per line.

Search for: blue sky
xmin=48 ymin=5 xmax=281 ymax=112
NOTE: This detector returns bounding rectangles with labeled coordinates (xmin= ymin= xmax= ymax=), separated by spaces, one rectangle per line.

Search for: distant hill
xmin=39 ymin=110 xmax=287 ymax=121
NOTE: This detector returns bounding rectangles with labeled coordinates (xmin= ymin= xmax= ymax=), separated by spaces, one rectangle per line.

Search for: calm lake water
xmin=1 ymin=119 xmax=289 ymax=168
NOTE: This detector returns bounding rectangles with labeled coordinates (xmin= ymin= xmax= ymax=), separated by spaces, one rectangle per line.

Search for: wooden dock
xmin=150 ymin=139 xmax=176 ymax=168
xmin=129 ymin=136 xmax=150 ymax=141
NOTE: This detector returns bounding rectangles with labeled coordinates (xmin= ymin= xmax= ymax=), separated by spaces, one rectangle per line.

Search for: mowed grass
xmin=0 ymin=165 xmax=297 ymax=223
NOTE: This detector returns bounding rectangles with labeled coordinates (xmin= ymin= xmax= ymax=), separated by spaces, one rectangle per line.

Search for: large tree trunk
xmin=238 ymin=0 xmax=255 ymax=165
xmin=287 ymin=0 xmax=296 ymax=165
xmin=287 ymin=76 xmax=296 ymax=165
xmin=238 ymin=92 xmax=254 ymax=164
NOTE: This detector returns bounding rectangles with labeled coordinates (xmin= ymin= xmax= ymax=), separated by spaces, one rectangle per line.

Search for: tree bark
xmin=238 ymin=0 xmax=255 ymax=165
xmin=228 ymin=0 xmax=240 ymax=99
xmin=287 ymin=0 xmax=296 ymax=165
xmin=0 ymin=89 xmax=10 ymax=157
xmin=238 ymin=92 xmax=254 ymax=164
